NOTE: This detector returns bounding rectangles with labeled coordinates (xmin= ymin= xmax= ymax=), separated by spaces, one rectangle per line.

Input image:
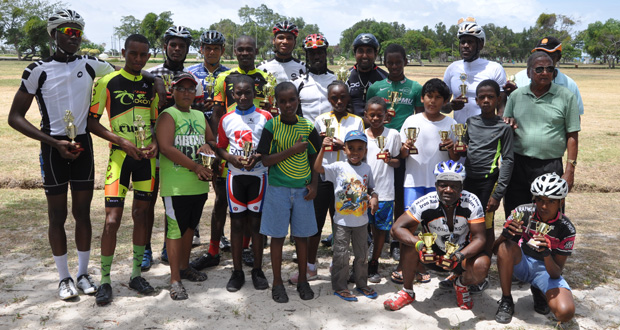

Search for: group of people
xmin=8 ymin=9 xmax=582 ymax=327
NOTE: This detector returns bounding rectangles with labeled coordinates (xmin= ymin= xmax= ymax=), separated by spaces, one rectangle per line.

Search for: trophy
xmin=260 ymin=73 xmax=279 ymax=116
xmin=508 ymin=75 xmax=516 ymax=84
xmin=323 ymin=118 xmax=335 ymax=151
xmin=387 ymin=91 xmax=401 ymax=118
xmin=163 ymin=74 xmax=173 ymax=93
xmin=439 ymin=130 xmax=449 ymax=151
xmin=439 ymin=240 xmax=461 ymax=269
xmin=63 ymin=110 xmax=83 ymax=153
xmin=511 ymin=210 xmax=524 ymax=233
xmin=527 ymin=221 xmax=552 ymax=248
xmin=376 ymin=136 xmax=389 ymax=159
xmin=240 ymin=141 xmax=252 ymax=165
xmin=336 ymin=56 xmax=350 ymax=82
xmin=204 ymin=76 xmax=215 ymax=101
xmin=418 ymin=232 xmax=438 ymax=262
xmin=199 ymin=152 xmax=216 ymax=167
xmin=406 ymin=127 xmax=420 ymax=155
xmin=134 ymin=115 xmax=147 ymax=149
xmin=459 ymin=73 xmax=468 ymax=102
xmin=451 ymin=123 xmax=468 ymax=152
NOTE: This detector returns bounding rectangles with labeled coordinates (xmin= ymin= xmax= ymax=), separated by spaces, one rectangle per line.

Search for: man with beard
xmin=259 ymin=20 xmax=305 ymax=84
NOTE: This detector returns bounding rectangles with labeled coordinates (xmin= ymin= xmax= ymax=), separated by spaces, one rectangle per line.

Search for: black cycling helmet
xmin=164 ymin=26 xmax=192 ymax=46
xmin=200 ymin=30 xmax=226 ymax=45
xmin=272 ymin=20 xmax=299 ymax=38
xmin=353 ymin=33 xmax=380 ymax=52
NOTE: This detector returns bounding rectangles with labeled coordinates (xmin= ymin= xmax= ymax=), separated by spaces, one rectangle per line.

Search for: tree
xmin=113 ymin=15 xmax=140 ymax=39
xmin=339 ymin=19 xmax=406 ymax=59
xmin=209 ymin=19 xmax=241 ymax=60
xmin=140 ymin=11 xmax=173 ymax=58
xmin=582 ymin=19 xmax=620 ymax=68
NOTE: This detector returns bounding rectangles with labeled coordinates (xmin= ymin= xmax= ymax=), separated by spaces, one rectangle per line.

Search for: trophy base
xmin=439 ymin=257 xmax=457 ymax=269
xmin=422 ymin=253 xmax=436 ymax=263
xmin=439 ymin=145 xmax=448 ymax=151
xmin=387 ymin=109 xmax=396 ymax=117
xmin=259 ymin=101 xmax=269 ymax=110
xmin=454 ymin=144 xmax=467 ymax=152
xmin=269 ymin=108 xmax=279 ymax=116
xmin=408 ymin=147 xmax=418 ymax=155
xmin=324 ymin=146 xmax=334 ymax=152
xmin=377 ymin=152 xmax=388 ymax=159
xmin=240 ymin=158 xmax=250 ymax=165
xmin=526 ymin=239 xmax=539 ymax=249
xmin=69 ymin=142 xmax=84 ymax=154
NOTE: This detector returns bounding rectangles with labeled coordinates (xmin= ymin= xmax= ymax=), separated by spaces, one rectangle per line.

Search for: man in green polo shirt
xmin=502 ymin=52 xmax=579 ymax=218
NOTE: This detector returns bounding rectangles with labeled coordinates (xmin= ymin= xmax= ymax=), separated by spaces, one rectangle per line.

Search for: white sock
xmin=307 ymin=263 xmax=317 ymax=272
xmin=53 ymin=254 xmax=71 ymax=281
xmin=455 ymin=276 xmax=465 ymax=287
xmin=403 ymin=287 xmax=414 ymax=296
xmin=77 ymin=250 xmax=90 ymax=278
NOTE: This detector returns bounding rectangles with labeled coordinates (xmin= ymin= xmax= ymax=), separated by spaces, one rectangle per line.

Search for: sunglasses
xmin=534 ymin=66 xmax=555 ymax=74
xmin=305 ymin=39 xmax=325 ymax=48
xmin=56 ymin=27 xmax=83 ymax=38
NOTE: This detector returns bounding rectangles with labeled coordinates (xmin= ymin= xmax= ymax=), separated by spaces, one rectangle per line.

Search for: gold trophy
xmin=63 ymin=110 xmax=83 ymax=153
xmin=439 ymin=130 xmax=449 ymax=151
xmin=387 ymin=91 xmax=401 ymax=118
xmin=376 ymin=135 xmax=388 ymax=159
xmin=527 ymin=221 xmax=552 ymax=248
xmin=134 ymin=115 xmax=147 ymax=149
xmin=406 ymin=127 xmax=420 ymax=155
xmin=204 ymin=76 xmax=215 ymax=101
xmin=451 ymin=123 xmax=468 ymax=152
xmin=199 ymin=152 xmax=216 ymax=167
xmin=260 ymin=73 xmax=279 ymax=116
xmin=418 ymin=232 xmax=438 ymax=262
xmin=240 ymin=141 xmax=252 ymax=165
xmin=511 ymin=210 xmax=524 ymax=233
xmin=323 ymin=118 xmax=335 ymax=151
xmin=459 ymin=73 xmax=468 ymax=103
xmin=508 ymin=75 xmax=516 ymax=84
xmin=440 ymin=241 xmax=461 ymax=268
xmin=336 ymin=56 xmax=350 ymax=82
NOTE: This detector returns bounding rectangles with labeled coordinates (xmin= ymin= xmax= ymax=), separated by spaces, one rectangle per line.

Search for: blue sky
xmin=63 ymin=0 xmax=620 ymax=51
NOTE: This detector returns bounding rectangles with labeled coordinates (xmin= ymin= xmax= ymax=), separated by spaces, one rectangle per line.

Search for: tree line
xmin=1 ymin=1 xmax=619 ymax=67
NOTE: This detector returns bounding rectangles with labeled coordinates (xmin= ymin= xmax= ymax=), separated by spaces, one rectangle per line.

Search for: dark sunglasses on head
xmin=56 ymin=27 xmax=83 ymax=38
xmin=534 ymin=66 xmax=555 ymax=74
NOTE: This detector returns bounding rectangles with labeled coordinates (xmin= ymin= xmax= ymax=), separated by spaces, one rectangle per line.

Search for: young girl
xmin=156 ymin=73 xmax=216 ymax=300
xmin=257 ymin=82 xmax=322 ymax=303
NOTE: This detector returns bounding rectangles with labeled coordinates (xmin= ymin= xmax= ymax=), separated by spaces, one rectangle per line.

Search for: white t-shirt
xmin=293 ymin=71 xmax=336 ymax=124
xmin=443 ymin=58 xmax=507 ymax=124
xmin=314 ymin=112 xmax=364 ymax=165
xmin=400 ymin=114 xmax=456 ymax=188
xmin=365 ymin=127 xmax=401 ymax=201
xmin=323 ymin=161 xmax=375 ymax=227
xmin=258 ymin=58 xmax=305 ymax=84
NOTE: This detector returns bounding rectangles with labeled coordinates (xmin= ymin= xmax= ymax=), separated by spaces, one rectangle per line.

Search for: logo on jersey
xmin=234 ymin=130 xmax=253 ymax=148
xmin=77 ymin=71 xmax=83 ymax=78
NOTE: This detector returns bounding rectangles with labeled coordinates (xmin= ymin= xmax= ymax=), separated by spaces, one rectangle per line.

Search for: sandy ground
xmin=1 ymin=246 xmax=619 ymax=330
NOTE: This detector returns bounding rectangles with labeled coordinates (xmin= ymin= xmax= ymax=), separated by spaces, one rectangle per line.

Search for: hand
xmin=369 ymin=195 xmax=379 ymax=215
xmin=403 ymin=139 xmax=415 ymax=151
xmin=503 ymin=80 xmax=517 ymax=96
xmin=382 ymin=151 xmax=392 ymax=164
xmin=440 ymin=138 xmax=455 ymax=151
xmin=243 ymin=154 xmax=259 ymax=171
xmin=503 ymin=117 xmax=518 ymax=129
xmin=332 ymin=138 xmax=345 ymax=151
xmin=153 ymin=78 xmax=167 ymax=109
xmin=193 ymin=163 xmax=213 ymax=181
xmin=437 ymin=255 xmax=458 ymax=270
xmin=55 ymin=140 xmax=80 ymax=160
xmin=505 ymin=218 xmax=523 ymax=236
xmin=118 ymin=138 xmax=144 ymax=160
xmin=487 ymin=196 xmax=500 ymax=213
xmin=561 ymin=171 xmax=575 ymax=191
xmin=304 ymin=183 xmax=317 ymax=200
xmin=532 ymin=234 xmax=551 ymax=255
xmin=228 ymin=155 xmax=244 ymax=169
xmin=291 ymin=136 xmax=308 ymax=154
xmin=451 ymin=96 xmax=466 ymax=111
xmin=142 ymin=142 xmax=158 ymax=159
xmin=418 ymin=247 xmax=435 ymax=264
xmin=198 ymin=143 xmax=215 ymax=156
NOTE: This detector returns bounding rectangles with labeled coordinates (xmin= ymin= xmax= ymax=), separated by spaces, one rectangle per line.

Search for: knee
xmin=553 ymin=301 xmax=575 ymax=323
xmin=230 ymin=216 xmax=244 ymax=233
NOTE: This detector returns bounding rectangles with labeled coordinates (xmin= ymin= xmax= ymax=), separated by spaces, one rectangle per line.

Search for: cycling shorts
xmin=104 ymin=147 xmax=155 ymax=207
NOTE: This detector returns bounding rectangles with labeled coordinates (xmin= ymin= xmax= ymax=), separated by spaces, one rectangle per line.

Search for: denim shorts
xmin=368 ymin=200 xmax=394 ymax=231
xmin=260 ymin=185 xmax=318 ymax=238
xmin=514 ymin=249 xmax=571 ymax=294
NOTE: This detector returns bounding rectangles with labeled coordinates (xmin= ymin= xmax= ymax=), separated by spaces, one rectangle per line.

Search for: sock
xmin=145 ymin=243 xmax=151 ymax=251
xmin=100 ymin=255 xmax=114 ymax=285
xmin=53 ymin=254 xmax=71 ymax=281
xmin=502 ymin=294 xmax=513 ymax=302
xmin=132 ymin=245 xmax=146 ymax=279
xmin=242 ymin=236 xmax=251 ymax=249
xmin=208 ymin=239 xmax=220 ymax=256
xmin=76 ymin=250 xmax=90 ymax=278
xmin=307 ymin=263 xmax=317 ymax=272
xmin=403 ymin=287 xmax=415 ymax=297
xmin=455 ymin=276 xmax=465 ymax=287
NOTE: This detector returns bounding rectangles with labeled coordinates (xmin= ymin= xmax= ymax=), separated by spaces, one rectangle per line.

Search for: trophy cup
xmin=511 ymin=210 xmax=524 ymax=233
xmin=451 ymin=123 xmax=468 ymax=152
xmin=406 ymin=127 xmax=420 ymax=155
xmin=133 ymin=115 xmax=147 ymax=150
xmin=240 ymin=141 xmax=252 ymax=165
xmin=439 ymin=130 xmax=449 ymax=151
xmin=323 ymin=118 xmax=335 ymax=151
xmin=387 ymin=91 xmax=401 ymax=118
xmin=418 ymin=232 xmax=438 ymax=262
xmin=508 ymin=75 xmax=515 ymax=84
xmin=527 ymin=221 xmax=552 ymax=248
xmin=459 ymin=73 xmax=468 ymax=103
xmin=440 ymin=240 xmax=461 ymax=268
xmin=376 ymin=136 xmax=389 ymax=159
xmin=199 ymin=152 xmax=216 ymax=167
xmin=336 ymin=56 xmax=350 ymax=82
xmin=260 ymin=73 xmax=279 ymax=116
xmin=204 ymin=76 xmax=215 ymax=101
xmin=63 ymin=110 xmax=83 ymax=153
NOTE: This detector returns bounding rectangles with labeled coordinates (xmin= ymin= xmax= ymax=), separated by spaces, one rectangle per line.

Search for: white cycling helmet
xmin=164 ymin=26 xmax=192 ymax=45
xmin=47 ymin=9 xmax=85 ymax=36
xmin=530 ymin=173 xmax=568 ymax=199
xmin=434 ymin=160 xmax=466 ymax=182
xmin=457 ymin=17 xmax=485 ymax=46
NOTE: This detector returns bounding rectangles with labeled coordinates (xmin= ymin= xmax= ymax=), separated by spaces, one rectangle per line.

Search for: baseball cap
xmin=532 ymin=37 xmax=562 ymax=53
xmin=171 ymin=72 xmax=198 ymax=87
xmin=344 ymin=130 xmax=367 ymax=143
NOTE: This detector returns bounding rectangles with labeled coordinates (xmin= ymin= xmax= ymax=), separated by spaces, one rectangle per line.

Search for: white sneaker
xmin=76 ymin=274 xmax=98 ymax=294
xmin=58 ymin=277 xmax=78 ymax=300
xmin=192 ymin=235 xmax=201 ymax=246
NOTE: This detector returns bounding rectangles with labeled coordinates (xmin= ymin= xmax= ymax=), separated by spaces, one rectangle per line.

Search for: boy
xmin=315 ymin=130 xmax=379 ymax=301
xmin=494 ymin=173 xmax=576 ymax=326
xmin=257 ymin=82 xmax=321 ymax=303
xmin=87 ymin=34 xmax=158 ymax=306
xmin=364 ymin=97 xmax=401 ymax=283
xmin=216 ymin=75 xmax=272 ymax=292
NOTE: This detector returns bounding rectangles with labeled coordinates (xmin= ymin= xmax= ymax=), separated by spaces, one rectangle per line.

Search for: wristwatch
xmin=567 ymin=159 xmax=577 ymax=167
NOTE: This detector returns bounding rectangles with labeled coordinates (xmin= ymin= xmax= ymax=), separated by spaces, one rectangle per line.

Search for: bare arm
xmin=460 ymin=222 xmax=486 ymax=258
xmin=563 ymin=131 xmax=578 ymax=191
xmin=496 ymin=91 xmax=507 ymax=117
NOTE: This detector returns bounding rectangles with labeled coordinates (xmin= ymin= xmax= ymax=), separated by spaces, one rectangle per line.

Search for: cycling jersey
xmin=187 ymin=62 xmax=230 ymax=101
xmin=346 ymin=65 xmax=388 ymax=117
xmin=147 ymin=63 xmax=203 ymax=112
xmin=89 ymin=69 xmax=158 ymax=147
xmin=366 ymin=78 xmax=423 ymax=131
xmin=292 ymin=71 xmax=336 ymax=124
xmin=214 ymin=67 xmax=269 ymax=112
xmin=258 ymin=57 xmax=305 ymax=84
xmin=406 ymin=190 xmax=485 ymax=254
xmin=19 ymin=55 xmax=115 ymax=136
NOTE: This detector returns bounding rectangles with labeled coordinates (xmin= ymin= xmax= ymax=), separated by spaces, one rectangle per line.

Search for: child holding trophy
xmin=216 ymin=75 xmax=273 ymax=293
xmin=364 ymin=96 xmax=401 ymax=283
xmin=155 ymin=73 xmax=216 ymax=300
xmin=494 ymin=173 xmax=576 ymax=326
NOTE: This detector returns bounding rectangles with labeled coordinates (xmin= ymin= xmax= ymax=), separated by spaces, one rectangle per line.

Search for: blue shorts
xmin=404 ymin=186 xmax=436 ymax=211
xmin=259 ymin=185 xmax=318 ymax=238
xmin=514 ymin=249 xmax=571 ymax=294
xmin=368 ymin=201 xmax=394 ymax=231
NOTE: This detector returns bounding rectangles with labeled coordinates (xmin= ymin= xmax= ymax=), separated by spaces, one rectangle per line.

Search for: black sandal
xmin=272 ymin=284 xmax=289 ymax=303
xmin=297 ymin=282 xmax=314 ymax=300
xmin=170 ymin=282 xmax=188 ymax=300
xmin=180 ymin=266 xmax=208 ymax=282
